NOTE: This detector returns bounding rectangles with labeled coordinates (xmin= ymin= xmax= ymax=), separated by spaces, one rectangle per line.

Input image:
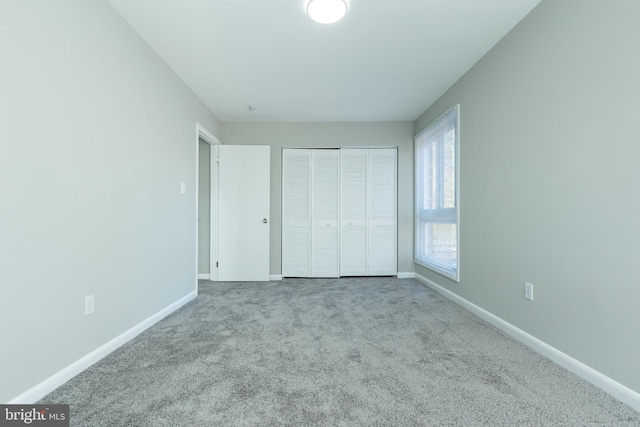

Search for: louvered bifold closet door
xmin=311 ymin=150 xmax=340 ymax=277
xmin=340 ymin=149 xmax=368 ymax=276
xmin=282 ymin=149 xmax=311 ymax=277
xmin=368 ymin=149 xmax=397 ymax=275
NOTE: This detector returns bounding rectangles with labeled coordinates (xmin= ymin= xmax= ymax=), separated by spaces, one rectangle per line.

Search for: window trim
xmin=414 ymin=104 xmax=460 ymax=282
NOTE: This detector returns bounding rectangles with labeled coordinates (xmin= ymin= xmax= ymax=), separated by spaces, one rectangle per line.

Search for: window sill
xmin=415 ymin=258 xmax=459 ymax=282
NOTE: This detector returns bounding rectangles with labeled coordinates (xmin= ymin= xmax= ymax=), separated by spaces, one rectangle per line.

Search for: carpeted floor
xmin=41 ymin=278 xmax=640 ymax=426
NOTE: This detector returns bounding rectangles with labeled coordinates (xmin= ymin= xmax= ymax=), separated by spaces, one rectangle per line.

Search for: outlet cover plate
xmin=85 ymin=295 xmax=95 ymax=315
xmin=524 ymin=282 xmax=534 ymax=301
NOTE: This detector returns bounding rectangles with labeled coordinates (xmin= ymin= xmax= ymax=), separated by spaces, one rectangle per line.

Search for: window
xmin=415 ymin=105 xmax=460 ymax=281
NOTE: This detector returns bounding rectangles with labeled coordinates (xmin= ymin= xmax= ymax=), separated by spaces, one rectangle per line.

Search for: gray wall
xmin=414 ymin=0 xmax=640 ymax=393
xmin=220 ymin=122 xmax=415 ymax=276
xmin=0 ymin=0 xmax=221 ymax=402
xmin=198 ymin=140 xmax=211 ymax=274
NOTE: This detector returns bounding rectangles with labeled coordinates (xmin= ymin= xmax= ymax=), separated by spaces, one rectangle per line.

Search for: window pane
xmin=443 ymin=128 xmax=455 ymax=209
xmin=423 ymin=222 xmax=457 ymax=269
xmin=422 ymin=141 xmax=437 ymax=210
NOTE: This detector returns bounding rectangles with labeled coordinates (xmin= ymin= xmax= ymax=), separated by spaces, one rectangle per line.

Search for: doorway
xmin=195 ymin=123 xmax=220 ymax=289
xmin=198 ymin=139 xmax=211 ymax=278
xmin=195 ymin=125 xmax=271 ymax=285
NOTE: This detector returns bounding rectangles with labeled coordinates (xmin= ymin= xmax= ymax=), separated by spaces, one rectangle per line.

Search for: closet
xmin=282 ymin=149 xmax=340 ymax=277
xmin=282 ymin=148 xmax=397 ymax=278
xmin=340 ymin=148 xmax=397 ymax=276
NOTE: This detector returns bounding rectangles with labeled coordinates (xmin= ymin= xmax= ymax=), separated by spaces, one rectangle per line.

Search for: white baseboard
xmin=413 ymin=273 xmax=640 ymax=412
xmin=269 ymin=274 xmax=283 ymax=281
xmin=9 ymin=291 xmax=197 ymax=404
xmin=397 ymin=272 xmax=415 ymax=279
xmin=197 ymin=274 xmax=210 ymax=280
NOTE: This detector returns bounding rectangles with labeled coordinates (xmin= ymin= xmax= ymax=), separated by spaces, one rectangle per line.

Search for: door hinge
xmin=216 ymin=262 xmax=219 ymax=268
xmin=216 ymin=158 xmax=220 ymax=163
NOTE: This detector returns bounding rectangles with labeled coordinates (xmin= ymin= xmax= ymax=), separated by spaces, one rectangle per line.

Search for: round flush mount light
xmin=307 ymin=0 xmax=347 ymax=24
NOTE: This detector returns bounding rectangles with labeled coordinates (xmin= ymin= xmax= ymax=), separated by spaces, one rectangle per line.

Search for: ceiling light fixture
xmin=306 ymin=0 xmax=347 ymax=24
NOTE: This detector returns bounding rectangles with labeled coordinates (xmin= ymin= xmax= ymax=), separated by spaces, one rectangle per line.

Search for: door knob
xmin=263 ymin=218 xmax=268 ymax=223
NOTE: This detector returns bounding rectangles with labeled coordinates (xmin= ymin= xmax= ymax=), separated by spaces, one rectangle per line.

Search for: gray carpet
xmin=41 ymin=278 xmax=640 ymax=426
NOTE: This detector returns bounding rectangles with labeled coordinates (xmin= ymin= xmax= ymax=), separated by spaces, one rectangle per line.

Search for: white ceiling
xmin=108 ymin=0 xmax=541 ymax=122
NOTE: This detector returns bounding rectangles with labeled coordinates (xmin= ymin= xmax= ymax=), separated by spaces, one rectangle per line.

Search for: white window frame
xmin=414 ymin=105 xmax=460 ymax=282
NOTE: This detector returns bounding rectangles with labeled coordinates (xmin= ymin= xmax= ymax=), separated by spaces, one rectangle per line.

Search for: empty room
xmin=1 ymin=0 xmax=639 ymax=425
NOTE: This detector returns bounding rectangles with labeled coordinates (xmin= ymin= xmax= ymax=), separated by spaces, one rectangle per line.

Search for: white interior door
xmin=209 ymin=142 xmax=219 ymax=281
xmin=311 ymin=150 xmax=340 ymax=277
xmin=282 ymin=149 xmax=311 ymax=277
xmin=218 ymin=145 xmax=270 ymax=281
xmin=368 ymin=148 xmax=397 ymax=275
xmin=340 ymin=149 xmax=368 ymax=276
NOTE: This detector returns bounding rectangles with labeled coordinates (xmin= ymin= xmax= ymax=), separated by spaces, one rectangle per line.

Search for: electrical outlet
xmin=524 ymin=282 xmax=534 ymax=301
xmin=85 ymin=295 xmax=95 ymax=316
